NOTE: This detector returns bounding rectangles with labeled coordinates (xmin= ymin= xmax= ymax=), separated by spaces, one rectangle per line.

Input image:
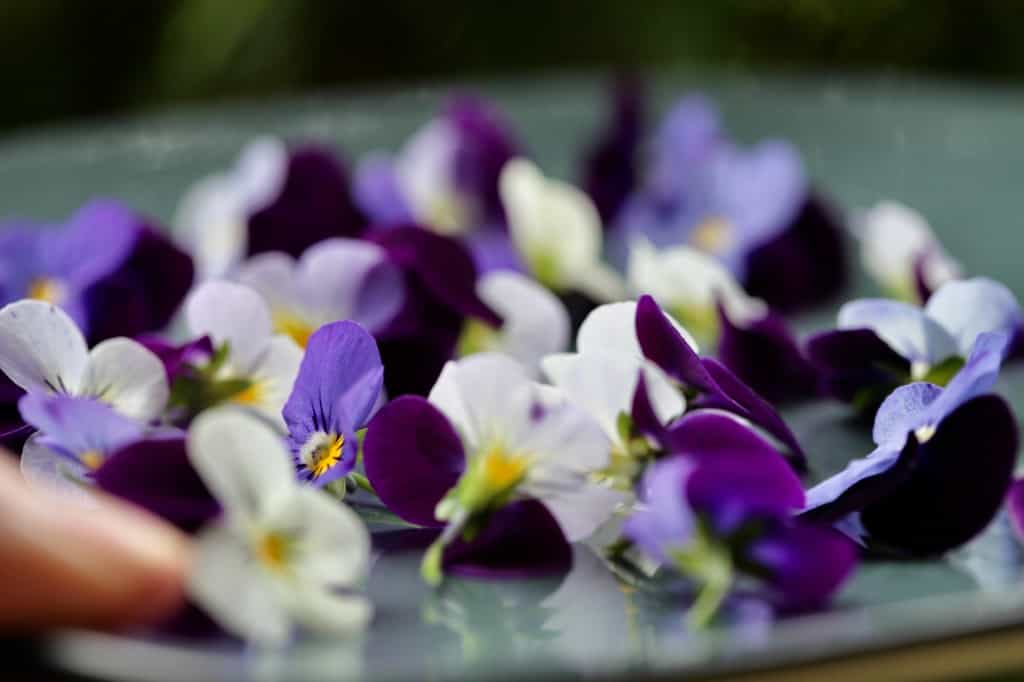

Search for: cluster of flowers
xmin=0 ymin=86 xmax=1021 ymax=645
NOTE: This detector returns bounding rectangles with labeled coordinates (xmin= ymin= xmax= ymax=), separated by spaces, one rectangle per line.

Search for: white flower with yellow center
xmin=187 ymin=408 xmax=372 ymax=643
xmin=499 ymin=158 xmax=625 ymax=301
xmin=626 ymin=237 xmax=766 ymax=348
xmin=185 ymin=281 xmax=303 ymax=428
xmin=0 ymin=300 xmax=169 ymax=421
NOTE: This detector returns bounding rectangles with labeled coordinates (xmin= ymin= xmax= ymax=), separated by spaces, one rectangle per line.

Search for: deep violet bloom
xmin=136 ymin=335 xmax=214 ymax=384
xmin=633 ymin=295 xmax=807 ymax=470
xmin=282 ymin=321 xmax=383 ymax=486
xmin=625 ymin=441 xmax=856 ymax=620
xmin=613 ymin=95 xmax=845 ymax=312
xmin=370 ymin=225 xmax=501 ymax=397
xmin=1006 ymin=480 xmax=1024 ymax=544
xmin=803 ymin=332 xmax=1018 ymax=557
xmin=806 ymin=278 xmax=1021 ymax=406
xmin=0 ymin=199 xmax=194 ymax=343
xmin=580 ymin=78 xmax=646 ymax=226
xmin=95 ymin=437 xmax=220 ymax=534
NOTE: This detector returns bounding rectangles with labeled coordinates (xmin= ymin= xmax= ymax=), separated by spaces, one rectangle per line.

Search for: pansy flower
xmin=614 ymin=95 xmax=845 ymax=312
xmin=857 ymin=201 xmax=962 ymax=304
xmin=18 ymin=394 xmax=145 ymax=497
xmin=806 ymin=277 xmax=1021 ymax=407
xmin=625 ymin=435 xmax=856 ymax=625
xmin=186 ymin=408 xmax=372 ymax=643
xmin=499 ymin=159 xmax=625 ymax=303
xmin=803 ymin=331 xmax=1018 ymax=556
xmin=0 ymin=199 xmax=193 ymax=343
xmin=0 ymin=300 xmax=169 ymax=422
xmin=354 ymin=96 xmax=519 ymax=237
xmin=182 ymin=281 xmax=303 ymax=427
xmin=236 ymin=238 xmax=405 ymax=348
xmin=458 ymin=270 xmax=570 ymax=376
xmin=283 ymin=321 xmax=383 ymax=486
xmin=363 ymin=353 xmax=614 ymax=585
xmin=176 ymin=139 xmax=365 ymax=279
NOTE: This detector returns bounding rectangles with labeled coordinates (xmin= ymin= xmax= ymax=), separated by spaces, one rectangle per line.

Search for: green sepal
xmin=920 ymin=355 xmax=965 ymax=386
xmin=421 ymin=540 xmax=445 ymax=587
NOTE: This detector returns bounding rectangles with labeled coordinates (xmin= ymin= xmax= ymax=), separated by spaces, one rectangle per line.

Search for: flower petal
xmin=352 ymin=153 xmax=413 ymax=225
xmin=0 ymin=301 xmax=88 ymax=395
xmin=857 ymin=200 xmax=945 ymax=301
xmin=363 ymin=396 xmax=465 ymax=527
xmin=871 ymin=382 xmax=943 ymax=446
xmin=633 ymin=295 xmax=707 ymax=387
xmin=236 ymin=252 xmax=299 ymax=317
xmin=580 ymin=78 xmax=645 ymax=225
xmin=246 ymin=335 xmax=304 ymax=428
xmin=185 ymin=281 xmax=273 ymax=373
xmin=18 ymin=393 xmax=145 ymax=458
xmin=282 ymin=587 xmax=373 ymax=637
xmin=922 ymin=331 xmax=1009 ymax=425
xmin=838 ymin=299 xmax=958 ymax=366
xmin=477 ymin=271 xmax=570 ymax=373
xmin=624 ymin=457 xmax=696 ymax=563
xmin=82 ymin=338 xmax=169 ymax=421
xmin=542 ymin=483 xmax=626 ymax=543
xmin=804 ymin=328 xmax=910 ymax=403
xmin=924 ymin=277 xmax=1022 ymax=356
xmin=186 ymin=408 xmax=295 ymax=524
xmin=20 ymin=433 xmax=92 ymax=500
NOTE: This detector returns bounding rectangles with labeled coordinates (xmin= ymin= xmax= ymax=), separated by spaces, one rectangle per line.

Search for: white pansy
xmin=185 ymin=281 xmax=303 ymax=428
xmin=187 ymin=408 xmax=371 ymax=644
xmin=0 ymin=300 xmax=168 ymax=421
xmin=499 ymin=158 xmax=625 ymax=301
xmin=626 ymin=237 xmax=766 ymax=348
xmin=236 ymin=238 xmax=404 ymax=348
xmin=857 ymin=201 xmax=961 ymax=302
xmin=175 ymin=138 xmax=288 ymax=279
xmin=458 ymin=270 xmax=570 ymax=376
xmin=392 ymin=119 xmax=474 ymax=235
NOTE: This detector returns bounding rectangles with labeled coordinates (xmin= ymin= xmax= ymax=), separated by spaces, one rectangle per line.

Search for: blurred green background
xmin=4 ymin=0 xmax=1024 ymax=132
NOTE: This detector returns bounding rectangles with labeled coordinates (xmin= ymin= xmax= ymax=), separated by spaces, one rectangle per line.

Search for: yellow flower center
xmin=426 ymin=192 xmax=470 ymax=236
xmin=28 ymin=277 xmax=65 ymax=304
xmin=272 ymin=309 xmax=315 ymax=348
xmin=79 ymin=449 xmax=104 ymax=471
xmin=457 ymin=318 xmax=501 ymax=357
xmin=690 ymin=217 xmax=735 ymax=255
xmin=914 ymin=424 xmax=937 ymax=444
xmin=255 ymin=531 xmax=292 ymax=573
xmin=231 ymin=381 xmax=265 ymax=406
xmin=302 ymin=432 xmax=345 ymax=479
xmin=480 ymin=443 xmax=530 ymax=491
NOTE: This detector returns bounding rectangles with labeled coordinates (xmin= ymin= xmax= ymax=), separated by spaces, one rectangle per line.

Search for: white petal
xmin=857 ymin=201 xmax=950 ymax=300
xmin=576 ymin=300 xmax=700 ymax=357
xmin=244 ymin=335 xmax=304 ymax=429
xmin=186 ymin=281 xmax=273 ymax=373
xmin=500 ymin=159 xmax=602 ymax=291
xmin=477 ymin=271 xmax=570 ymax=375
xmin=236 ymin=252 xmax=300 ymax=317
xmin=233 ymin=137 xmax=288 ymax=213
xmin=574 ymin=262 xmax=628 ymax=304
xmin=838 ymin=299 xmax=958 ymax=365
xmin=0 ymin=301 xmax=88 ymax=395
xmin=519 ymin=400 xmax=612 ymax=483
xmin=541 ymin=351 xmax=683 ymax=445
xmin=187 ymin=523 xmax=292 ymax=644
xmin=186 ymin=408 xmax=296 ymax=523
xmin=283 ymin=588 xmax=373 ymax=637
xmin=268 ymin=486 xmax=370 ymax=587
xmin=924 ymin=277 xmax=1022 ymax=356
xmin=393 ymin=119 xmax=465 ymax=234
xmin=542 ymin=484 xmax=628 ymax=543
xmin=428 ymin=353 xmax=533 ymax=449
xmin=173 ymin=174 xmax=248 ymax=280
xmin=82 ymin=338 xmax=169 ymax=421
xmin=20 ymin=434 xmax=94 ymax=503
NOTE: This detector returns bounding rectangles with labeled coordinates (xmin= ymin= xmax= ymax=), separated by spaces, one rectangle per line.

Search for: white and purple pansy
xmin=803 ymin=331 xmax=1018 ymax=556
xmin=807 ymin=277 xmax=1021 ymax=407
xmin=236 ymin=237 xmax=405 ymax=348
xmin=363 ymin=353 xmax=615 ymax=585
xmin=282 ymin=321 xmax=384 ymax=486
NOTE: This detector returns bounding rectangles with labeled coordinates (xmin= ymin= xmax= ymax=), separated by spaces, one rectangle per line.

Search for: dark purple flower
xmin=716 ymin=304 xmax=820 ymax=403
xmin=135 ymin=335 xmax=214 ymax=384
xmin=371 ymin=226 xmax=501 ymax=397
xmin=94 ymin=437 xmax=221 ymax=534
xmin=803 ymin=332 xmax=1018 ymax=556
xmin=634 ymin=295 xmax=806 ymax=469
xmin=1006 ymin=479 xmax=1024 ymax=543
xmin=282 ymin=321 xmax=383 ymax=485
xmin=247 ymin=144 xmax=367 ymax=258
xmin=580 ymin=77 xmax=645 ymax=226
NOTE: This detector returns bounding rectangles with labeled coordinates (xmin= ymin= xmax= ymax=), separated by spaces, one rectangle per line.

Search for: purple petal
xmin=18 ymin=394 xmax=144 ymax=461
xmin=580 ymin=77 xmax=645 ymax=225
xmin=630 ymin=371 xmax=668 ymax=445
xmin=54 ymin=200 xmax=141 ymax=289
xmin=247 ymin=144 xmax=366 ymax=258
xmin=871 ymin=382 xmax=944 ymax=446
xmin=860 ymin=394 xmax=1018 ymax=556
xmin=135 ymin=335 xmax=213 ymax=383
xmin=749 ymin=521 xmax=857 ymax=613
xmin=444 ymin=500 xmax=573 ymax=580
xmin=465 ymin=228 xmax=525 ymax=275
xmin=805 ymin=327 xmax=910 ymax=404
xmin=624 ymin=457 xmax=696 ymax=562
xmin=634 ymin=295 xmax=714 ymax=391
xmin=1007 ymin=479 xmax=1024 ymax=542
xmin=363 ymin=396 xmax=465 ymax=527
xmin=716 ymin=305 xmax=819 ymax=403
xmin=922 ymin=331 xmax=1009 ymax=425
xmin=94 ymin=438 xmax=221 ymax=533
xmin=377 ymin=333 xmax=460 ymax=398
xmin=802 ymin=440 xmax=912 ymax=522
xmin=352 ymin=153 xmax=413 ymax=226
xmin=743 ymin=194 xmax=847 ymax=313
xmin=283 ymin=321 xmax=383 ymax=448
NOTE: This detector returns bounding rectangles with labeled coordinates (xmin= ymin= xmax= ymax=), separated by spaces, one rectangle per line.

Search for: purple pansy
xmin=0 ymin=200 xmax=194 ymax=343
xmin=136 ymin=335 xmax=214 ymax=384
xmin=282 ymin=321 xmax=384 ymax=486
xmin=807 ymin=277 xmax=1021 ymax=407
xmin=803 ymin=332 xmax=1018 ymax=556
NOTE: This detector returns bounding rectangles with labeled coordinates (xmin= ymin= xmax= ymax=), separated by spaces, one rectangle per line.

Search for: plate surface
xmin=5 ymin=70 xmax=1024 ymax=681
